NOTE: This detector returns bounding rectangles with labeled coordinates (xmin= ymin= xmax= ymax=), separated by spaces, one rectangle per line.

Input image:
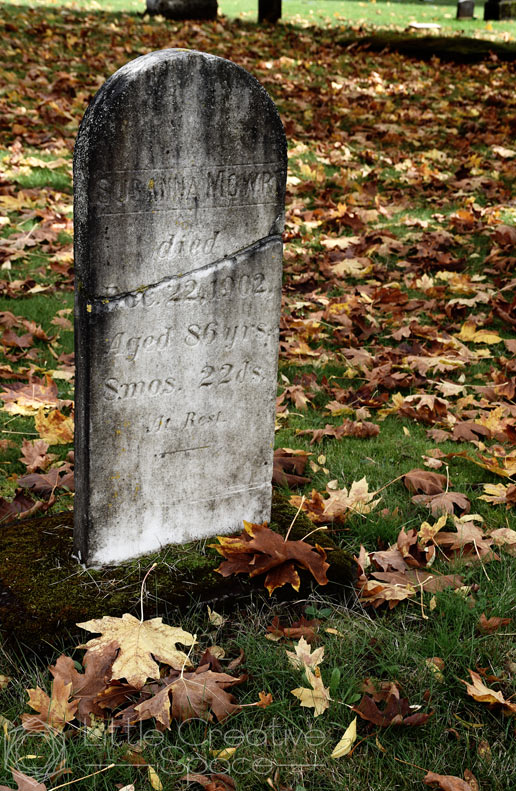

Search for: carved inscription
xmin=95 ymin=165 xmax=282 ymax=213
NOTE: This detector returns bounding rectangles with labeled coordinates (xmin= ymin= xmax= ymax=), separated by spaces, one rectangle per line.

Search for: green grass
xmin=3 ymin=0 xmax=516 ymax=36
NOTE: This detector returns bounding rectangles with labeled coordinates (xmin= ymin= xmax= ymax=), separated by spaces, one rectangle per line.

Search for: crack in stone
xmin=83 ymin=234 xmax=282 ymax=305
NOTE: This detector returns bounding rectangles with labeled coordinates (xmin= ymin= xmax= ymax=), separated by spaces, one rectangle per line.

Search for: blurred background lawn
xmin=4 ymin=0 xmax=516 ymax=38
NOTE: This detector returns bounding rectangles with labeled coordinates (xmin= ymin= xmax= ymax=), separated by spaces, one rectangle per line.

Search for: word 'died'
xmin=94 ymin=165 xmax=280 ymax=213
xmin=106 ymin=322 xmax=275 ymax=361
xmin=156 ymin=231 xmax=220 ymax=261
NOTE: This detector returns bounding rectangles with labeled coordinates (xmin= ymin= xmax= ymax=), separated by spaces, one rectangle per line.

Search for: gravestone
xmin=74 ymin=49 xmax=286 ymax=566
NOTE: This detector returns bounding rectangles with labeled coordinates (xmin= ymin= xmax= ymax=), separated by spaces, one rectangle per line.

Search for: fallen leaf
xmin=285 ymin=636 xmax=324 ymax=672
xmin=478 ymin=613 xmax=511 ymax=634
xmin=22 ymin=678 xmax=78 ymax=732
xmin=423 ymin=771 xmax=476 ymax=791
xmin=77 ymin=614 xmax=196 ymax=688
xmin=404 ymin=469 xmax=447 ymax=495
xmin=35 ymin=408 xmax=74 ymax=444
xmin=331 ymin=716 xmax=357 ymax=758
xmin=212 ymin=521 xmax=329 ymax=595
xmin=291 ymin=667 xmax=330 ymax=717
xmin=0 ymin=770 xmax=47 ymax=791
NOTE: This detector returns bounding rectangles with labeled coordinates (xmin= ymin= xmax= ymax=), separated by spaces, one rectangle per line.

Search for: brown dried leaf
xmin=0 ymin=770 xmax=47 ymax=791
xmin=22 ymin=678 xmax=78 ymax=732
xmin=478 ymin=613 xmax=511 ymax=634
xmin=423 ymin=771 xmax=476 ymax=791
xmin=412 ymin=491 xmax=471 ymax=517
xmin=212 ymin=521 xmax=329 ymax=595
xmin=404 ymin=469 xmax=447 ymax=495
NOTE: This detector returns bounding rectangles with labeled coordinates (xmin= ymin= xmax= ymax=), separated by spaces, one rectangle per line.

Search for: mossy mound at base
xmin=0 ymin=493 xmax=355 ymax=652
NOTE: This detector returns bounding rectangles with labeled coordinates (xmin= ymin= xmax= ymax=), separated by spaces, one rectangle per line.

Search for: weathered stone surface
xmin=74 ymin=50 xmax=286 ymax=566
xmin=146 ymin=0 xmax=218 ymax=19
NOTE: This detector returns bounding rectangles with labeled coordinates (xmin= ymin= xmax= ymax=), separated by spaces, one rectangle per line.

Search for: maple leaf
xmin=22 ymin=678 xmax=78 ymax=732
xmin=0 ymin=492 xmax=41 ymax=523
xmin=460 ymin=670 xmax=516 ymax=714
xmin=212 ymin=521 xmax=329 ymax=595
xmin=49 ymin=645 xmax=119 ymax=723
xmin=478 ymin=613 xmax=511 ymax=634
xmin=291 ymin=667 xmax=330 ymax=717
xmin=285 ymin=636 xmax=324 ymax=672
xmin=18 ymin=463 xmax=74 ymax=497
xmin=489 ymin=527 xmax=516 ymax=556
xmin=479 ymin=483 xmax=516 ymax=508
xmin=133 ymin=665 xmax=245 ymax=726
xmin=417 ymin=514 xmax=448 ymax=545
xmin=179 ymin=773 xmax=236 ymax=791
xmin=0 ymin=770 xmax=47 ymax=791
xmin=35 ymin=408 xmax=74 ymax=444
xmin=0 ymin=377 xmax=63 ymax=415
xmin=323 ymin=477 xmax=381 ymax=519
xmin=77 ymin=614 xmax=196 ymax=689
xmin=353 ymin=681 xmax=431 ymax=727
xmin=266 ymin=616 xmax=320 ymax=643
xmin=433 ymin=523 xmax=495 ymax=561
xmin=403 ymin=469 xmax=447 ymax=495
xmin=412 ymin=491 xmax=471 ymax=517
xmin=19 ymin=439 xmax=53 ymax=473
xmin=423 ymin=771 xmax=477 ymax=791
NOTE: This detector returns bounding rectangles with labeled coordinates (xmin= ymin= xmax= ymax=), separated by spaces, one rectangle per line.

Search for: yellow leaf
xmin=331 ymin=716 xmax=357 ymax=758
xmin=210 ymin=747 xmax=238 ymax=760
xmin=291 ymin=667 xmax=330 ymax=717
xmin=35 ymin=409 xmax=74 ymax=444
xmin=148 ymin=765 xmax=163 ymax=791
xmin=77 ymin=613 xmax=196 ymax=688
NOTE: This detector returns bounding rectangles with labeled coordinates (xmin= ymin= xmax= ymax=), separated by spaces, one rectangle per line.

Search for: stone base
xmin=456 ymin=0 xmax=475 ymax=18
xmin=146 ymin=0 xmax=217 ymax=19
xmin=485 ymin=0 xmax=516 ymax=18
xmin=0 ymin=494 xmax=355 ymax=654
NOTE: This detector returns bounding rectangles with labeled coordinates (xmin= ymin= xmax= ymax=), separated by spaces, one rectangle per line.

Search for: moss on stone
xmin=0 ymin=493 xmax=354 ymax=653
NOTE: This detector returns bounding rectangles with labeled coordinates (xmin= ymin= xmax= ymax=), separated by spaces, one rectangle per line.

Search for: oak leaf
xmin=291 ymin=667 xmax=330 ymax=717
xmin=77 ymin=614 xmax=196 ymax=688
xmin=212 ymin=521 xmax=329 ymax=595
xmin=22 ymin=678 xmax=78 ymax=732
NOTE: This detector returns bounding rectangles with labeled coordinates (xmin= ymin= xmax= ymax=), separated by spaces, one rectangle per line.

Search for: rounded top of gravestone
xmin=74 ymin=49 xmax=287 ymax=297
